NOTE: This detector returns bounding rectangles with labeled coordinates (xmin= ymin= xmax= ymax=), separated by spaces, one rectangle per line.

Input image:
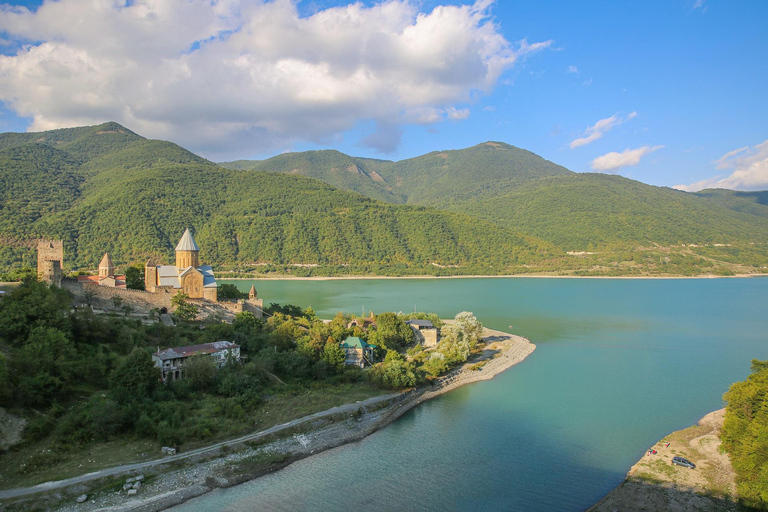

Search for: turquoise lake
xmin=173 ymin=277 xmax=768 ymax=511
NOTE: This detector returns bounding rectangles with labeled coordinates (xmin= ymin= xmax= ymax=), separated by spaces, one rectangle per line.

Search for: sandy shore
xmin=588 ymin=409 xmax=739 ymax=512
xmin=220 ymin=273 xmax=766 ymax=281
xmin=15 ymin=328 xmax=534 ymax=512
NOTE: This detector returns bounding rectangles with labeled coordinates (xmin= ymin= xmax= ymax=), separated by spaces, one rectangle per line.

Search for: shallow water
xmin=173 ymin=277 xmax=768 ymax=511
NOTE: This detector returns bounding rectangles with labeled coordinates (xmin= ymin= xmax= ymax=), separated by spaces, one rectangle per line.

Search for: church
xmin=144 ymin=229 xmax=218 ymax=301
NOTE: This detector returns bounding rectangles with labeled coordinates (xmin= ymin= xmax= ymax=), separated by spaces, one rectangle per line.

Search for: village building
xmin=152 ymin=341 xmax=240 ymax=382
xmin=76 ymin=252 xmax=126 ymax=288
xmin=37 ymin=239 xmax=63 ymax=286
xmin=407 ymin=319 xmax=440 ymax=348
xmin=347 ymin=312 xmax=376 ymax=331
xmin=340 ymin=336 xmax=376 ymax=368
xmin=144 ymin=229 xmax=218 ymax=301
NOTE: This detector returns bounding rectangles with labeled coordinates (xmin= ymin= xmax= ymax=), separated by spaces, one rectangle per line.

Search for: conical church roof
xmin=175 ymin=228 xmax=200 ymax=251
xmin=99 ymin=252 xmax=113 ymax=268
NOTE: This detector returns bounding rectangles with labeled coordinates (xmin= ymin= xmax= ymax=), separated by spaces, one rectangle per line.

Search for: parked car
xmin=672 ymin=456 xmax=696 ymax=469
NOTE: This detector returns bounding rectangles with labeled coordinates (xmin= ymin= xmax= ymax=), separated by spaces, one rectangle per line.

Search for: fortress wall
xmin=62 ymin=279 xmax=173 ymax=313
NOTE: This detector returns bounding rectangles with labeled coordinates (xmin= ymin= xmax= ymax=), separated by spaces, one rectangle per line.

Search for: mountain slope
xmin=457 ymin=174 xmax=768 ymax=250
xmin=221 ymin=141 xmax=572 ymax=207
xmin=0 ymin=123 xmax=557 ymax=274
xmin=222 ymin=144 xmax=768 ymax=253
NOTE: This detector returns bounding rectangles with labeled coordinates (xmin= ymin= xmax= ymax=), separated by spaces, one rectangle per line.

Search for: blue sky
xmin=0 ymin=0 xmax=766 ymax=190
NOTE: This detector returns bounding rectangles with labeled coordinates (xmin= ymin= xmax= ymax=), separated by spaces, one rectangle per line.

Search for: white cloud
xmin=0 ymin=0 xmax=539 ymax=157
xmin=693 ymin=0 xmax=705 ymax=9
xmin=567 ymin=65 xmax=579 ymax=74
xmin=674 ymin=140 xmax=768 ymax=192
xmin=569 ymin=111 xmax=638 ymax=149
xmin=591 ymin=145 xmax=664 ymax=172
xmin=582 ymin=77 xmax=593 ymax=87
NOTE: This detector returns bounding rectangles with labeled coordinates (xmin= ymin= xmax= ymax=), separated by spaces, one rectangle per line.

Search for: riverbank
xmin=588 ymin=409 xmax=739 ymax=512
xmin=6 ymin=328 xmax=534 ymax=512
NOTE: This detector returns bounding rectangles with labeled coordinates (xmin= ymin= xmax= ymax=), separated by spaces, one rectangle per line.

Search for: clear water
xmin=174 ymin=277 xmax=768 ymax=511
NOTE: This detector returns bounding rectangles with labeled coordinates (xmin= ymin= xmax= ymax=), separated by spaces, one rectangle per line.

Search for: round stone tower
xmin=175 ymin=228 xmax=200 ymax=269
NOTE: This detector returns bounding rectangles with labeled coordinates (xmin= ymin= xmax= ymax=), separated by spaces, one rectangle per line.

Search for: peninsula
xmin=0 ymin=325 xmax=534 ymax=512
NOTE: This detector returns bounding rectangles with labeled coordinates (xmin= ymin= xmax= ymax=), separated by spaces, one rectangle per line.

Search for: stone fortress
xmin=36 ymin=228 xmax=263 ymax=319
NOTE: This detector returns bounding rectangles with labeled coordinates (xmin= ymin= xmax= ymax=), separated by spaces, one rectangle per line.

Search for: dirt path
xmin=589 ymin=409 xmax=739 ymax=512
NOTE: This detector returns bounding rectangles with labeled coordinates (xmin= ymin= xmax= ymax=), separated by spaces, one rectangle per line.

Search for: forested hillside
xmin=223 ymin=141 xmax=768 ymax=271
xmin=0 ymin=123 xmax=557 ymax=275
xmin=1 ymin=122 xmax=767 ymax=276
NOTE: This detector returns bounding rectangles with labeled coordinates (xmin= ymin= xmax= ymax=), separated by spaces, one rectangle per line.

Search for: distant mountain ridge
xmin=221 ymin=143 xmax=768 ymax=252
xmin=0 ymin=121 xmax=766 ymax=276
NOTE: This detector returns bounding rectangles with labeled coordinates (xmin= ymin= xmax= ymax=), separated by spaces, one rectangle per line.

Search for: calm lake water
xmin=174 ymin=277 xmax=768 ymax=511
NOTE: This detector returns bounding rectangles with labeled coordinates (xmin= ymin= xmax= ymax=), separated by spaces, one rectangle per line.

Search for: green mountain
xmin=221 ymin=141 xmax=572 ymax=207
xmin=0 ymin=123 xmax=558 ymax=275
xmin=222 ymin=143 xmax=768 ymax=253
xmin=1 ymin=122 xmax=767 ymax=277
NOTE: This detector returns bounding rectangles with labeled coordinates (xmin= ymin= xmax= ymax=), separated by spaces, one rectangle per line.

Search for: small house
xmin=340 ymin=336 xmax=375 ymax=368
xmin=406 ymin=319 xmax=440 ymax=348
xmin=347 ymin=312 xmax=376 ymax=331
xmin=152 ymin=340 xmax=240 ymax=382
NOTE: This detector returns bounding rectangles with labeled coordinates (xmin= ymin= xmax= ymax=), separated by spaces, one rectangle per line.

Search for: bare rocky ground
xmin=589 ymin=409 xmax=739 ymax=512
xmin=0 ymin=408 xmax=26 ymax=452
xmin=1 ymin=329 xmax=534 ymax=512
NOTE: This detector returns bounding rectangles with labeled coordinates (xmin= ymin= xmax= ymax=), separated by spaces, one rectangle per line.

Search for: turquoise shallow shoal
xmin=174 ymin=277 xmax=768 ymax=512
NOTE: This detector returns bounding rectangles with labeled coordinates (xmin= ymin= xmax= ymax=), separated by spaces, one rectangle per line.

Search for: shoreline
xmin=219 ymin=273 xmax=767 ymax=281
xmin=588 ymin=409 xmax=738 ymax=512
xmin=15 ymin=328 xmax=535 ymax=512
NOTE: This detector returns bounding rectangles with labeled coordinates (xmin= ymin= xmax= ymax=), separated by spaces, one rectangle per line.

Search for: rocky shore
xmin=14 ymin=328 xmax=534 ymax=512
xmin=588 ymin=409 xmax=739 ymax=512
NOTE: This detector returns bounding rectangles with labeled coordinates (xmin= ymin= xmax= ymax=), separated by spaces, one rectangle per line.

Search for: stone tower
xmin=98 ymin=253 xmax=114 ymax=278
xmin=144 ymin=260 xmax=158 ymax=292
xmin=249 ymin=285 xmax=257 ymax=300
xmin=175 ymin=228 xmax=200 ymax=269
xmin=37 ymin=239 xmax=63 ymax=286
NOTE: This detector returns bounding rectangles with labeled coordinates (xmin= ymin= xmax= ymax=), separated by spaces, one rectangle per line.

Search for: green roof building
xmin=340 ymin=336 xmax=376 ymax=368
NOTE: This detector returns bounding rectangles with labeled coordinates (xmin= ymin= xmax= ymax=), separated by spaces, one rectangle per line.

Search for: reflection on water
xmin=173 ymin=278 xmax=768 ymax=512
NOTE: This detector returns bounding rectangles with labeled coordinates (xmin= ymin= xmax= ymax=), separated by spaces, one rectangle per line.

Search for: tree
xmin=111 ymin=295 xmax=124 ymax=311
xmin=369 ymin=350 xmax=419 ymax=389
xmin=82 ymin=287 xmax=96 ymax=307
xmin=185 ymin=355 xmax=218 ymax=391
xmin=422 ymin=352 xmax=449 ymax=377
xmin=217 ymin=283 xmax=245 ymax=300
xmin=0 ymin=277 xmax=71 ymax=346
xmin=124 ymin=266 xmax=145 ymax=290
xmin=452 ymin=311 xmax=484 ymax=348
xmin=322 ymin=338 xmax=346 ymax=370
xmin=369 ymin=312 xmax=414 ymax=352
xmin=109 ymin=348 xmax=159 ymax=403
xmin=12 ymin=326 xmax=77 ymax=406
xmin=171 ymin=292 xmax=198 ymax=321
xmin=722 ymin=359 xmax=768 ymax=508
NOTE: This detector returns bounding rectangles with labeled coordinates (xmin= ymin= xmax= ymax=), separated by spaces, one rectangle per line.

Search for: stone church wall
xmin=62 ymin=279 xmax=173 ymax=313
